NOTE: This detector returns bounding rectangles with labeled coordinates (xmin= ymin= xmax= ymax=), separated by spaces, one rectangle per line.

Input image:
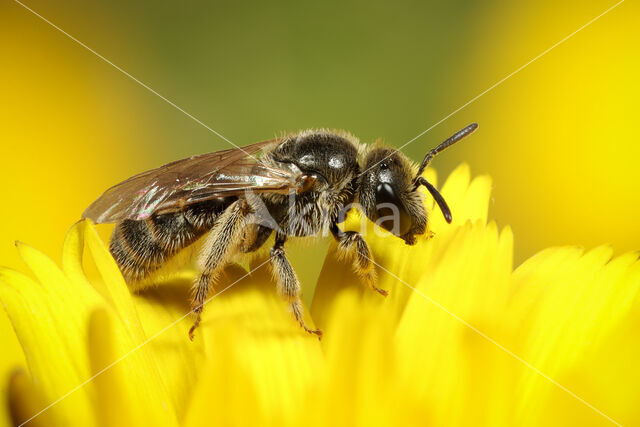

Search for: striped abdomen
xmin=109 ymin=198 xmax=235 ymax=284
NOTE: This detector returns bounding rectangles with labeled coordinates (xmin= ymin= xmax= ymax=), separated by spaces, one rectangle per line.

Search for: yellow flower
xmin=1 ymin=164 xmax=639 ymax=427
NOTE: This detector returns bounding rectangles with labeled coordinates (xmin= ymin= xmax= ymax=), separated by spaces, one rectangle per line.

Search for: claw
xmin=300 ymin=322 xmax=323 ymax=340
xmin=374 ymin=286 xmax=389 ymax=297
xmin=307 ymin=328 xmax=323 ymax=340
xmin=188 ymin=313 xmax=201 ymax=341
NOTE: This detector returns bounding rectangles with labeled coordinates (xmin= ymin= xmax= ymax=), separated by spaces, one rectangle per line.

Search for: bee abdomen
xmin=110 ymin=214 xmax=200 ymax=282
xmin=109 ymin=198 xmax=236 ymax=283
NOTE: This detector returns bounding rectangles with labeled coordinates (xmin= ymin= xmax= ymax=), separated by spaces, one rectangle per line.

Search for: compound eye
xmin=375 ymin=182 xmax=412 ymax=236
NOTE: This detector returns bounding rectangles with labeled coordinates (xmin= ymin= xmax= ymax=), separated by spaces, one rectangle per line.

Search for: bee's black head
xmin=358 ymin=148 xmax=427 ymax=245
xmin=357 ymin=124 xmax=478 ymax=244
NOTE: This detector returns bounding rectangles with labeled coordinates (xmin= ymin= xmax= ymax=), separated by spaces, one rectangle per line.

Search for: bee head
xmin=359 ymin=148 xmax=427 ymax=245
xmin=358 ymin=123 xmax=478 ymax=245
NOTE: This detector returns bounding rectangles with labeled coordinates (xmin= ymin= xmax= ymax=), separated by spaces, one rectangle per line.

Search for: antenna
xmin=415 ymin=176 xmax=452 ymax=223
xmin=415 ymin=123 xmax=478 ymax=179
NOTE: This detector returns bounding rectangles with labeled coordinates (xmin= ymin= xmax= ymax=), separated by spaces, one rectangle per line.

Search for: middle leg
xmin=270 ymin=233 xmax=322 ymax=338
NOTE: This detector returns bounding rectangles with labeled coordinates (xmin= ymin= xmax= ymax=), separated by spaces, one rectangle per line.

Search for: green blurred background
xmin=1 ymin=0 xmax=638 ymax=350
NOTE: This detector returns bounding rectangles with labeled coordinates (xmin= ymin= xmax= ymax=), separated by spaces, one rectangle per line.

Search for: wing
xmin=83 ymin=139 xmax=297 ymax=223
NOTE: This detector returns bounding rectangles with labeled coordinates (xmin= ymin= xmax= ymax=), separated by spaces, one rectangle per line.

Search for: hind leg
xmin=189 ymin=201 xmax=248 ymax=340
xmin=270 ymin=233 xmax=322 ymax=338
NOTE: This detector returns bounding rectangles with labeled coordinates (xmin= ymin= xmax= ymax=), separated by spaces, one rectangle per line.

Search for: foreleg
xmin=330 ymin=223 xmax=388 ymax=296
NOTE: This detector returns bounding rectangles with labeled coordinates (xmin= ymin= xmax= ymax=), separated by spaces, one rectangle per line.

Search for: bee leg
xmin=189 ymin=201 xmax=247 ymax=341
xmin=330 ymin=223 xmax=388 ymax=297
xmin=270 ymin=233 xmax=322 ymax=339
xmin=241 ymin=225 xmax=273 ymax=253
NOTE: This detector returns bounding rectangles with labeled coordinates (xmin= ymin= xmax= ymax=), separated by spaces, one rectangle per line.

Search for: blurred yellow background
xmin=0 ymin=0 xmax=638 ymax=319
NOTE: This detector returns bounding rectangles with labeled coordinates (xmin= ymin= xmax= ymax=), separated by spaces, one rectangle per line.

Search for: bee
xmin=83 ymin=123 xmax=478 ymax=339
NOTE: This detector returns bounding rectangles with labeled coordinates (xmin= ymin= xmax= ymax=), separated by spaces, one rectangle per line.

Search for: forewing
xmin=83 ymin=139 xmax=295 ymax=223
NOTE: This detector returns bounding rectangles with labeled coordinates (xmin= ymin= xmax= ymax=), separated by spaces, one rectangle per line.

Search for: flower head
xmin=1 ymin=164 xmax=639 ymax=426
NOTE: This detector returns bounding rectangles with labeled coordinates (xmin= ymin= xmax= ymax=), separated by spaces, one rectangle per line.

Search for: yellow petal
xmin=0 ymin=267 xmax=95 ymax=425
xmin=510 ymin=247 xmax=640 ymax=424
xmin=0 ymin=308 xmax=25 ymax=427
xmin=14 ymin=240 xmax=105 ymax=381
xmin=317 ymin=289 xmax=399 ymax=427
xmin=394 ymin=222 xmax=513 ymax=425
xmin=83 ymin=220 xmax=145 ymax=341
xmin=130 ymin=274 xmax=205 ymax=420
xmin=88 ymin=308 xmax=178 ymax=427
xmin=430 ymin=163 xmax=492 ymax=233
xmin=429 ymin=163 xmax=471 ymax=233
xmin=184 ymin=260 xmax=323 ymax=427
xmin=81 ymin=221 xmax=182 ymax=424
xmin=62 ymin=221 xmax=91 ymax=286
xmin=7 ymin=369 xmax=58 ymax=427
